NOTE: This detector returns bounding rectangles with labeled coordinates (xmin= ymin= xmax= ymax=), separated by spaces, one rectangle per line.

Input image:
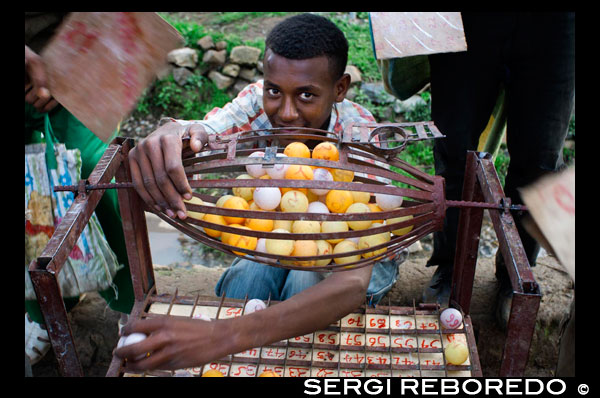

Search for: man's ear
xmin=334 ymin=73 xmax=351 ymax=102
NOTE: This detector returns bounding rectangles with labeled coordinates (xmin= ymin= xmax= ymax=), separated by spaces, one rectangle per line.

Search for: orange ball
xmin=202 ymin=213 xmax=227 ymax=238
xmin=325 ymin=190 xmax=354 ymax=213
xmin=285 ymin=164 xmax=314 ymax=181
xmin=312 ymin=142 xmax=340 ymax=162
xmin=221 ymin=223 xmax=245 ymax=245
xmin=284 ymin=142 xmax=311 ymax=158
xmin=367 ymin=203 xmax=384 ymax=224
xmin=291 ymin=240 xmax=318 ymax=267
xmin=222 ymin=196 xmax=250 ymax=224
xmin=202 ymin=369 xmax=225 ymax=377
xmin=228 ymin=226 xmax=258 ymax=256
xmin=245 ymin=217 xmax=274 ymax=232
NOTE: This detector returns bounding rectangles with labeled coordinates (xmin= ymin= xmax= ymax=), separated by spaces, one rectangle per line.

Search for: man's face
xmin=262 ymin=48 xmax=349 ymax=133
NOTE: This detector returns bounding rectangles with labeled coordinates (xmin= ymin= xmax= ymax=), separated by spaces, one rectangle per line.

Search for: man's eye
xmin=300 ymin=92 xmax=314 ymax=100
xmin=267 ymin=88 xmax=280 ymax=96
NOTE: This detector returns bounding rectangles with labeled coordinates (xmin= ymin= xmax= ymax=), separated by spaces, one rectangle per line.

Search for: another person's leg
xmin=424 ymin=13 xmax=511 ymax=304
xmin=495 ymin=12 xmax=575 ymax=326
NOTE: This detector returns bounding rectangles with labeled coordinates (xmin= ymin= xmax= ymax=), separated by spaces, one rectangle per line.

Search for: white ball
xmin=440 ymin=308 xmax=463 ymax=329
xmin=347 ymin=236 xmax=361 ymax=245
xmin=246 ymin=151 xmax=267 ymax=178
xmin=254 ymin=238 xmax=270 ymax=263
xmin=266 ymin=153 xmax=289 ymax=179
xmin=117 ymin=332 xmax=148 ymax=360
xmin=310 ymin=168 xmax=334 ymax=196
xmin=253 ymin=187 xmax=281 ymax=210
xmin=117 ymin=332 xmax=147 ymax=348
xmin=375 ymin=185 xmax=404 ymax=210
xmin=193 ymin=313 xmax=212 ymax=321
xmin=244 ymin=298 xmax=267 ymax=314
xmin=307 ymin=201 xmax=330 ymax=214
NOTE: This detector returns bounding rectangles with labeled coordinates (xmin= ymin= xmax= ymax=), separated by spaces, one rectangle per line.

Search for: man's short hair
xmin=265 ymin=13 xmax=348 ymax=80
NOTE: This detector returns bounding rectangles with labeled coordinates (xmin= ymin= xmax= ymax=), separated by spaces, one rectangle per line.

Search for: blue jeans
xmin=215 ymin=250 xmax=408 ymax=306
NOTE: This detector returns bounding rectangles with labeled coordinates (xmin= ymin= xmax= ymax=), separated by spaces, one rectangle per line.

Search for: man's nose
xmin=279 ymin=96 xmax=298 ymax=122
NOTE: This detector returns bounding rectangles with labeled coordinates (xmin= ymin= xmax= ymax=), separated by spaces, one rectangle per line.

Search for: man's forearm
xmin=226 ymin=265 xmax=373 ymax=354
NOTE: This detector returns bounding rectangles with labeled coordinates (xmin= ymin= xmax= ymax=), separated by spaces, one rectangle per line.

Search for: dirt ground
xmin=30 ymin=213 xmax=574 ymax=377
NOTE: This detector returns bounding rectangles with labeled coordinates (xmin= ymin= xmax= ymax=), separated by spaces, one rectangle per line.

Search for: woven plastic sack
xmin=25 ymin=117 xmax=122 ymax=300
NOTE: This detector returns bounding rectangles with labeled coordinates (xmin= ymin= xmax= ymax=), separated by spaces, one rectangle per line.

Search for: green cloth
xmin=25 ymin=103 xmax=134 ymax=323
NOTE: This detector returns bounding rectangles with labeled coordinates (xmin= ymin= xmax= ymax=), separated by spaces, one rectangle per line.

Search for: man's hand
xmin=25 ymin=45 xmax=59 ymax=113
xmin=114 ymin=315 xmax=234 ymax=371
xmin=128 ymin=122 xmax=208 ymax=219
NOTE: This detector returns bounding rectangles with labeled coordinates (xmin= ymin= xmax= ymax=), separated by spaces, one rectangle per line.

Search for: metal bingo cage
xmin=29 ymin=122 xmax=542 ymax=377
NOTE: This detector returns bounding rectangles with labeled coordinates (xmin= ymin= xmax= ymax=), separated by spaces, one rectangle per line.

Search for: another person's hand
xmin=25 ymin=45 xmax=58 ymax=113
xmin=114 ymin=315 xmax=234 ymax=371
xmin=128 ymin=122 xmax=208 ymax=219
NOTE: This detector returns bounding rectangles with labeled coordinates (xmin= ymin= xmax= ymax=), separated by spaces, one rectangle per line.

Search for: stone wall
xmin=163 ymin=35 xmax=364 ymax=99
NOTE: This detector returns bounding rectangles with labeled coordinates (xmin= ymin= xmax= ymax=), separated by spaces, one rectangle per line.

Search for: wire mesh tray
xmin=111 ymin=291 xmax=481 ymax=378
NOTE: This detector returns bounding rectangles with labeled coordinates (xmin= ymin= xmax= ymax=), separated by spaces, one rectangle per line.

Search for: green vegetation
xmin=135 ymin=74 xmax=230 ymax=120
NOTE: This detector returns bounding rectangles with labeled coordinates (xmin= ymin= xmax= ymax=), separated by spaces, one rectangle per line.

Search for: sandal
xmin=25 ymin=313 xmax=51 ymax=365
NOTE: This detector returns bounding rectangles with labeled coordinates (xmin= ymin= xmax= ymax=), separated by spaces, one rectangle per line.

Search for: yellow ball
xmin=311 ymin=142 xmax=339 ymax=161
xmin=325 ymin=190 xmax=354 ymax=213
xmin=444 ymin=341 xmax=469 ymax=365
xmin=387 ymin=214 xmax=414 ymax=236
xmin=329 ymin=168 xmax=354 ymax=182
xmin=284 ymin=141 xmax=311 ymax=158
xmin=202 ymin=213 xmax=227 ymax=238
xmin=222 ymin=196 xmax=250 ymax=225
xmin=358 ymin=234 xmax=388 ymax=259
xmin=273 ymin=219 xmax=293 ymax=232
xmin=232 ymin=174 xmax=255 ymax=202
xmin=350 ymin=183 xmax=371 ymax=204
xmin=265 ymin=229 xmax=294 ymax=256
xmin=280 ymin=187 xmax=308 ymax=196
xmin=280 ymin=190 xmax=309 ymax=213
xmin=369 ymin=222 xmax=391 ymax=242
xmin=321 ymin=220 xmax=349 ymax=244
xmin=345 ymin=202 xmax=372 ymax=231
xmin=333 ymin=240 xmax=361 ymax=265
xmin=315 ymin=240 xmax=333 ymax=266
xmin=292 ymin=220 xmax=321 ymax=234
xmin=291 ymin=240 xmax=318 ymax=266
xmin=184 ymin=196 xmax=205 ymax=220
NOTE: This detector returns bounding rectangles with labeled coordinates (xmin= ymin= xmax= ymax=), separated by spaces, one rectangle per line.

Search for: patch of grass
xmin=494 ymin=144 xmax=510 ymax=187
xmin=211 ymin=12 xmax=291 ymax=25
xmin=136 ymin=73 xmax=231 ymax=120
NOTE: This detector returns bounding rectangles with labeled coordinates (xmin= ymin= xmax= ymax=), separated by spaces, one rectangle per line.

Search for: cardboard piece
xmin=41 ymin=12 xmax=183 ymax=143
xmin=520 ymin=166 xmax=575 ymax=282
xmin=370 ymin=12 xmax=467 ymax=60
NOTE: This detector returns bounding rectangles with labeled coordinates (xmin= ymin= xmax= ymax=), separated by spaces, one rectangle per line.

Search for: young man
xmin=116 ymin=13 xmax=405 ymax=371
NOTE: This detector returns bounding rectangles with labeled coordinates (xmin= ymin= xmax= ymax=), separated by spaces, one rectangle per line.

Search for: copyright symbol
xmin=578 ymin=384 xmax=589 ymax=395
